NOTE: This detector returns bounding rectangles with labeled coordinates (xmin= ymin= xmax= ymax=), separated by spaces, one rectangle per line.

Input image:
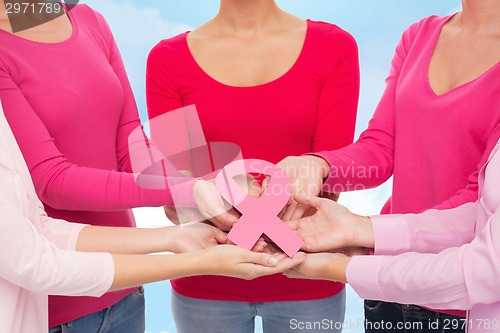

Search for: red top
xmin=147 ymin=20 xmax=359 ymax=301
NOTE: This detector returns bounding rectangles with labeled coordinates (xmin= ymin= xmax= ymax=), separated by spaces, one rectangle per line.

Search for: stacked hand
xmin=281 ymin=195 xmax=374 ymax=282
xmin=165 ymin=174 xmax=263 ymax=231
xmin=287 ymin=196 xmax=374 ymax=252
xmin=264 ymin=155 xmax=332 ymax=221
xmin=161 ymin=159 xmax=375 ymax=283
xmin=201 ymin=245 xmax=306 ymax=280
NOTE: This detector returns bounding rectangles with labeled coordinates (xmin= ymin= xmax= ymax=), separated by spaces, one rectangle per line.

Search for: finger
xmin=293 ymin=195 xmax=323 ymax=210
xmin=164 ymin=206 xmax=180 ymax=224
xmin=261 ymin=176 xmax=271 ymax=190
xmin=281 ymin=201 xmax=299 ymax=222
xmin=248 ymin=184 xmax=263 ymax=199
xmin=283 ymin=268 xmax=306 ymax=279
xmin=213 ymin=228 xmax=228 ymax=244
xmin=263 ymin=252 xmax=307 ymax=272
xmin=251 ymin=238 xmax=268 ymax=252
xmin=284 ymin=218 xmax=299 ymax=231
xmin=289 ymin=204 xmax=310 ymax=221
xmin=261 ymin=243 xmax=281 ymax=255
xmin=278 ymin=206 xmax=287 ymax=219
xmin=243 ymin=251 xmax=281 ymax=267
xmin=210 ymin=211 xmax=239 ymax=231
xmin=271 ymin=253 xmax=293 ymax=265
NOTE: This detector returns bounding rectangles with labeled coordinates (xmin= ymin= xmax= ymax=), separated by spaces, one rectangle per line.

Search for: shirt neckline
xmin=425 ymin=13 xmax=500 ymax=98
xmin=182 ymin=19 xmax=312 ymax=89
xmin=0 ymin=4 xmax=78 ymax=47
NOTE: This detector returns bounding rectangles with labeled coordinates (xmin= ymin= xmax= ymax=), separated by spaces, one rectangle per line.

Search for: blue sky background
xmin=80 ymin=1 xmax=459 ymax=332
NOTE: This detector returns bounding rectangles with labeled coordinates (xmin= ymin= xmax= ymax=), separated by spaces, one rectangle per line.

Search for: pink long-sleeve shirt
xmin=316 ymin=14 xmax=500 ymax=317
xmin=317 ymin=14 xmax=500 ymax=214
xmin=348 ymin=138 xmax=500 ymax=333
xmin=0 ymin=5 xmax=193 ymax=326
xmin=0 ymin=103 xmax=114 ymax=333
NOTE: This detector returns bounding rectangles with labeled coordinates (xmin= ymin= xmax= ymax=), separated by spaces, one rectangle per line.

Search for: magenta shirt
xmin=316 ymin=14 xmax=500 ymax=316
xmin=318 ymin=14 xmax=500 ymax=215
xmin=0 ymin=5 xmax=191 ymax=326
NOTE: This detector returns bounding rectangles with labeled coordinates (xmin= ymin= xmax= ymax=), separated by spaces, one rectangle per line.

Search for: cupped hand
xmin=163 ymin=205 xmax=206 ymax=225
xmin=284 ymin=252 xmax=350 ymax=283
xmin=202 ymin=245 xmax=306 ymax=280
xmin=169 ymin=222 xmax=228 ymax=253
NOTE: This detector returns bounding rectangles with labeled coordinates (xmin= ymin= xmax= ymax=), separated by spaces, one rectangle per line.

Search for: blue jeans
xmin=48 ymin=286 xmax=145 ymax=333
xmin=172 ymin=289 xmax=346 ymax=333
xmin=364 ymin=300 xmax=465 ymax=333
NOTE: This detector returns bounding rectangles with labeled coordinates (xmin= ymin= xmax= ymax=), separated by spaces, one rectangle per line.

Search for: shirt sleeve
xmin=312 ymin=27 xmax=359 ymax=153
xmin=0 ymin=17 xmax=196 ymax=211
xmin=347 ymin=207 xmax=500 ymax=311
xmin=146 ymin=42 xmax=184 ymax=120
xmin=0 ymin=166 xmax=114 ymax=297
xmin=314 ymin=23 xmax=421 ymax=192
xmin=145 ymin=42 xmax=197 ymax=173
xmin=90 ymin=9 xmax=149 ymax=174
xmin=370 ymin=201 xmax=477 ymax=256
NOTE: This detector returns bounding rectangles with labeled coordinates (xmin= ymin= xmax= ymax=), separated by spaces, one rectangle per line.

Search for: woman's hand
xmin=263 ymin=155 xmax=331 ymax=221
xmin=168 ymin=223 xmax=228 ymax=253
xmin=288 ymin=196 xmax=374 ymax=252
xmin=193 ymin=179 xmax=241 ymax=231
xmin=163 ymin=205 xmax=207 ymax=225
xmin=200 ymin=245 xmax=306 ymax=280
xmin=284 ymin=253 xmax=351 ymax=283
xmin=193 ymin=175 xmax=263 ymax=231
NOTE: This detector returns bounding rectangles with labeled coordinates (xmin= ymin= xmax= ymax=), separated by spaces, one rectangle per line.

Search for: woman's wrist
xmin=326 ymin=253 xmax=351 ymax=283
xmin=302 ymin=155 xmax=331 ymax=180
xmin=160 ymin=226 xmax=179 ymax=253
xmin=348 ymin=214 xmax=375 ymax=249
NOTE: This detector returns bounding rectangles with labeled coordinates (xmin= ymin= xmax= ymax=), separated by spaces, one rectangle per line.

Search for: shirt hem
xmin=171 ymin=284 xmax=345 ymax=303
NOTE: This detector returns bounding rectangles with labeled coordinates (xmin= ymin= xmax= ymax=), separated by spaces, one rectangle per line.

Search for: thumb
xmin=213 ymin=228 xmax=228 ymax=244
xmin=294 ymin=194 xmax=322 ymax=210
xmin=284 ymin=218 xmax=299 ymax=231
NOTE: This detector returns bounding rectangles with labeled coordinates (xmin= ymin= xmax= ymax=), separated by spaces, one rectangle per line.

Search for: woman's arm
xmin=290 ymin=196 xmax=477 ymax=254
xmin=315 ymin=22 xmax=422 ymax=193
xmin=370 ymin=202 xmax=477 ymax=255
xmin=0 ymin=67 xmax=196 ymax=211
xmin=0 ymin=175 xmax=114 ymax=296
xmin=287 ymin=200 xmax=495 ymax=311
xmin=1 ymin=204 xmax=303 ymax=296
xmin=110 ymin=246 xmax=305 ymax=291
xmin=279 ymin=27 xmax=360 ymax=221
xmin=0 ymin=176 xmax=303 ymax=297
xmin=276 ymin=23 xmax=419 ymax=217
xmin=347 ymin=208 xmax=500 ymax=310
xmin=431 ymin=126 xmax=500 ymax=211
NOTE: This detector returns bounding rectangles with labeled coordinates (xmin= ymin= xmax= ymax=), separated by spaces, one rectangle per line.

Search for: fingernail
xmin=268 ymin=257 xmax=278 ymax=265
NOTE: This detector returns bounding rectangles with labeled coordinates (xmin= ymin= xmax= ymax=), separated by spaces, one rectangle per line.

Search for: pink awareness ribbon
xmin=216 ymin=159 xmax=304 ymax=257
